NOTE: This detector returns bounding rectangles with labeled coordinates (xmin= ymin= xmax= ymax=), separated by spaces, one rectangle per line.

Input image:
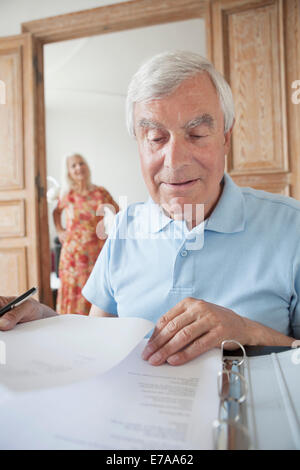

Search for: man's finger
xmin=142 ymin=309 xmax=195 ymax=360
xmin=166 ymin=329 xmax=220 ymax=366
xmin=146 ymin=317 xmax=211 ymax=366
xmin=0 ymin=309 xmax=22 ymax=330
xmin=0 ymin=299 xmax=39 ymax=331
xmin=148 ymin=297 xmax=197 ymax=343
xmin=149 ymin=303 xmax=186 ymax=341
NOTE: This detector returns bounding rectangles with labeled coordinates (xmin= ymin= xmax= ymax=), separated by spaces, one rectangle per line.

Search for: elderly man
xmin=0 ymin=51 xmax=299 ymax=366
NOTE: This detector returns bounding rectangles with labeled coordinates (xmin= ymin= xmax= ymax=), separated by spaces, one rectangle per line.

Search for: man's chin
xmin=160 ymin=197 xmax=206 ymax=222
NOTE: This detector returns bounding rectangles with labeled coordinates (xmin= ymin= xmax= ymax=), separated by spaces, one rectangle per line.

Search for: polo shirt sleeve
xmin=291 ymin=253 xmax=300 ymax=339
xmin=82 ymin=235 xmax=118 ymax=316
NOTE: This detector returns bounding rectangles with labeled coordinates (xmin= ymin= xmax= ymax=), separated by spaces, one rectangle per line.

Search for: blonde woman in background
xmin=53 ymin=153 xmax=119 ymax=315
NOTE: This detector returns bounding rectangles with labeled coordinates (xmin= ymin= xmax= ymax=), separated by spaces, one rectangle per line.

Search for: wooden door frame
xmin=21 ymin=0 xmax=211 ymax=305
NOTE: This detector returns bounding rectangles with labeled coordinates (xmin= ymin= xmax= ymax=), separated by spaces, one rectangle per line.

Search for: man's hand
xmin=0 ymin=296 xmax=56 ymax=331
xmin=142 ymin=297 xmax=293 ymax=366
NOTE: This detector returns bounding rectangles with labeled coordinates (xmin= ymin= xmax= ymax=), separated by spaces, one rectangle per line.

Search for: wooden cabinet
xmin=209 ymin=0 xmax=300 ymax=197
xmin=0 ymin=35 xmax=41 ymax=297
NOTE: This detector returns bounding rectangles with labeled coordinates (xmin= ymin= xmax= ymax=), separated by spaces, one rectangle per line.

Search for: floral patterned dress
xmin=56 ymin=186 xmax=119 ymax=315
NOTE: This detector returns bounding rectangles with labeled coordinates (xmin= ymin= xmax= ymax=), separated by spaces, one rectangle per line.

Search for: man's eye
xmin=190 ymin=134 xmax=208 ymax=139
xmin=148 ymin=135 xmax=165 ymax=143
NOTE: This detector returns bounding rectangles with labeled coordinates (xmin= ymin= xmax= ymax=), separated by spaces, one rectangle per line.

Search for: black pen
xmin=0 ymin=287 xmax=38 ymax=317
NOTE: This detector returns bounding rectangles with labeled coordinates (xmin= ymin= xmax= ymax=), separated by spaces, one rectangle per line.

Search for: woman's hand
xmin=57 ymin=229 xmax=67 ymax=244
xmin=0 ymin=296 xmax=56 ymax=331
xmin=96 ymin=219 xmax=107 ymax=240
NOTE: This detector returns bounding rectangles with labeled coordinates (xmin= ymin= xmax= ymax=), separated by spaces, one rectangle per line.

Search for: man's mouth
xmin=161 ymin=178 xmax=200 ymax=189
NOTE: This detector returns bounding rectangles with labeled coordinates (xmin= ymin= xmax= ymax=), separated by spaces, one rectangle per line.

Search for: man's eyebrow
xmin=183 ymin=114 xmax=215 ymax=130
xmin=138 ymin=119 xmax=165 ymax=130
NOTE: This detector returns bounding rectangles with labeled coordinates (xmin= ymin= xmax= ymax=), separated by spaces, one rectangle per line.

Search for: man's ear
xmin=224 ymin=119 xmax=235 ymax=154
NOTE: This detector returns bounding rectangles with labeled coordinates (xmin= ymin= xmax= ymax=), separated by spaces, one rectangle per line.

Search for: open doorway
xmin=43 ymin=18 xmax=206 ymax=309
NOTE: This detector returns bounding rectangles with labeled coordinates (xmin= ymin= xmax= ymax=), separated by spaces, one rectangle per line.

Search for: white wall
xmin=45 ymin=91 xmax=144 ymax=204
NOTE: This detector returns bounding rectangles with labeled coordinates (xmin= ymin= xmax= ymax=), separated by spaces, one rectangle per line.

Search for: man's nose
xmin=163 ymin=135 xmax=191 ymax=170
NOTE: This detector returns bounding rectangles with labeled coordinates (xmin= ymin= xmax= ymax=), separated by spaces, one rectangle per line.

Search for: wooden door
xmin=0 ymin=33 xmax=49 ymax=301
xmin=210 ymin=0 xmax=300 ymax=199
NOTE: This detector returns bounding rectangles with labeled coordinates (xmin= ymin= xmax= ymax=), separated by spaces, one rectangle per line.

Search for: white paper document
xmin=0 ymin=315 xmax=221 ymax=450
xmin=0 ymin=315 xmax=154 ymax=391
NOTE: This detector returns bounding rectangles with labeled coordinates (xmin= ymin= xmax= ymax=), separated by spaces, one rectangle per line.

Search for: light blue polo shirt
xmin=82 ymin=173 xmax=300 ymax=339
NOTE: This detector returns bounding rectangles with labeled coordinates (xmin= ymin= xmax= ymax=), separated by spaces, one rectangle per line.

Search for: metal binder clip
xmin=217 ymin=369 xmax=247 ymax=404
xmin=213 ymin=419 xmax=251 ymax=450
xmin=213 ymin=340 xmax=252 ymax=450
xmin=221 ymin=339 xmax=246 ymax=367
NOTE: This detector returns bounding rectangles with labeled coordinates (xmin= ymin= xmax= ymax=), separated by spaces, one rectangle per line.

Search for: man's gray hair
xmin=126 ymin=50 xmax=235 ymax=137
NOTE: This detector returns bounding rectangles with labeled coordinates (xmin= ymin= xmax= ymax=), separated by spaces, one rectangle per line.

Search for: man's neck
xmin=161 ymin=180 xmax=225 ymax=230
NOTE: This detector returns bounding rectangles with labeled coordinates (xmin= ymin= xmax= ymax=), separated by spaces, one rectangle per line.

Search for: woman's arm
xmin=53 ymin=205 xmax=67 ymax=244
xmin=102 ymin=188 xmax=120 ymax=215
xmin=110 ymin=198 xmax=120 ymax=215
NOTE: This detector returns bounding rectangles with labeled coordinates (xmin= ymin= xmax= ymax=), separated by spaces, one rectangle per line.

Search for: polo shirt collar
xmin=141 ymin=198 xmax=173 ymax=233
xmin=205 ymin=173 xmax=245 ymax=233
xmin=141 ymin=173 xmax=245 ymax=234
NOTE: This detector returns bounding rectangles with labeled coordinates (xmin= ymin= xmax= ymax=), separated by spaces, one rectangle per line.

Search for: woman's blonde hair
xmin=60 ymin=153 xmax=92 ymax=197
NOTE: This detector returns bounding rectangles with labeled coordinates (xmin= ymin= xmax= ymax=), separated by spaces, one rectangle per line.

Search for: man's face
xmin=134 ymin=72 xmax=233 ymax=225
